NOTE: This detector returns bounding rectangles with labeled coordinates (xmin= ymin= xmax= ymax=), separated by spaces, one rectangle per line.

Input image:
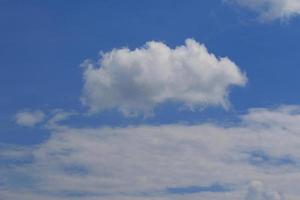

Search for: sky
xmin=1 ymin=0 xmax=300 ymax=199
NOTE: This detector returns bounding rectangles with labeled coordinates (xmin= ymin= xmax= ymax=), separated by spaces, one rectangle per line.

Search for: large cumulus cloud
xmin=81 ymin=39 xmax=246 ymax=116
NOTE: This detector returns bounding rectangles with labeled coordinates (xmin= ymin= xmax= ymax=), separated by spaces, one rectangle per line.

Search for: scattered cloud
xmin=14 ymin=110 xmax=45 ymax=127
xmin=226 ymin=0 xmax=300 ymax=21
xmin=81 ymin=39 xmax=246 ymax=117
xmin=3 ymin=105 xmax=300 ymax=199
xmin=45 ymin=109 xmax=78 ymax=130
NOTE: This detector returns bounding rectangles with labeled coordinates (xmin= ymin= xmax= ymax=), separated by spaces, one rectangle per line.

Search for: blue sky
xmin=1 ymin=0 xmax=300 ymax=199
xmin=2 ymin=0 xmax=300 ymax=144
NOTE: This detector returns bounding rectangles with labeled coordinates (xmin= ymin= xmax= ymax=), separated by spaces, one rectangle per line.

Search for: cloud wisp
xmin=81 ymin=39 xmax=246 ymax=117
xmin=245 ymin=181 xmax=282 ymax=200
xmin=226 ymin=0 xmax=300 ymax=22
xmin=4 ymin=106 xmax=300 ymax=199
xmin=14 ymin=110 xmax=45 ymax=127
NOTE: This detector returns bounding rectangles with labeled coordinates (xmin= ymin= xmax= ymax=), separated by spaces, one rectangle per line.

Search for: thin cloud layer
xmin=227 ymin=0 xmax=300 ymax=21
xmin=81 ymin=39 xmax=246 ymax=116
xmin=15 ymin=110 xmax=45 ymax=127
xmin=3 ymin=106 xmax=300 ymax=200
xmin=245 ymin=181 xmax=282 ymax=200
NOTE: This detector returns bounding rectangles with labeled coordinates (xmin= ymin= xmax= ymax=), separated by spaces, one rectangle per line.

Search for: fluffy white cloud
xmin=226 ymin=0 xmax=300 ymax=21
xmin=3 ymin=105 xmax=300 ymax=199
xmin=81 ymin=39 xmax=246 ymax=116
xmin=15 ymin=110 xmax=45 ymax=127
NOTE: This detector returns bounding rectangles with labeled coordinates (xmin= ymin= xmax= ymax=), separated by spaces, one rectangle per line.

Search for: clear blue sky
xmin=2 ymin=0 xmax=300 ymax=144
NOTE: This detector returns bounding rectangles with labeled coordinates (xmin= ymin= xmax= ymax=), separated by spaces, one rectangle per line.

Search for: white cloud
xmin=45 ymin=109 xmax=78 ymax=130
xmin=81 ymin=39 xmax=246 ymax=117
xmin=245 ymin=181 xmax=282 ymax=200
xmin=226 ymin=0 xmax=300 ymax=21
xmin=3 ymin=105 xmax=300 ymax=199
xmin=15 ymin=110 xmax=45 ymax=127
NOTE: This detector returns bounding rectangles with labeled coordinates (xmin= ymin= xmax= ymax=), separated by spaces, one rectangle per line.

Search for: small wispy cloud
xmin=14 ymin=110 xmax=45 ymax=127
xmin=226 ymin=0 xmax=300 ymax=22
xmin=245 ymin=181 xmax=282 ymax=200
